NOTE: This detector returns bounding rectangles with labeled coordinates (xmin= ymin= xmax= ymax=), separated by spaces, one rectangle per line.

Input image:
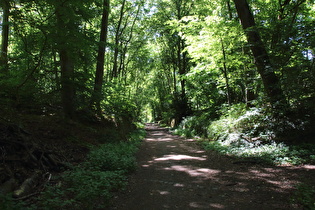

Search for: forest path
xmin=109 ymin=123 xmax=314 ymax=209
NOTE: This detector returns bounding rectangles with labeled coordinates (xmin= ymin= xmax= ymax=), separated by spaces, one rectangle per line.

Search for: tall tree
xmin=0 ymin=0 xmax=10 ymax=72
xmin=55 ymin=2 xmax=76 ymax=119
xmin=92 ymin=0 xmax=110 ymax=114
xmin=233 ymin=0 xmax=287 ymax=109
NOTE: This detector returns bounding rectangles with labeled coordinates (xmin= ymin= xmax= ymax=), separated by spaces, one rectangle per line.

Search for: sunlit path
xmin=109 ymin=123 xmax=313 ymax=209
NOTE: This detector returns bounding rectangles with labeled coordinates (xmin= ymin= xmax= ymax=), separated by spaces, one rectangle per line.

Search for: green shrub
xmin=0 ymin=194 xmax=28 ymax=210
xmin=85 ymin=142 xmax=137 ymax=172
xmin=197 ymin=103 xmax=315 ymax=165
xmin=206 ymin=105 xmax=267 ymax=141
xmin=174 ymin=113 xmax=211 ymax=138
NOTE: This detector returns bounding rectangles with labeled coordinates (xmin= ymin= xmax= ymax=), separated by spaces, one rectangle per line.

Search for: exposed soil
xmin=110 ymin=123 xmax=315 ymax=209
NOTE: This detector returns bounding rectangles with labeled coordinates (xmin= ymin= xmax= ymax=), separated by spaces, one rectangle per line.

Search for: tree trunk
xmin=0 ymin=0 xmax=10 ymax=72
xmin=92 ymin=0 xmax=110 ymax=113
xmin=56 ymin=5 xmax=75 ymax=119
xmin=173 ymin=1 xmax=192 ymax=123
xmin=59 ymin=49 xmax=75 ymax=119
xmin=220 ymin=38 xmax=232 ymax=105
xmin=233 ymin=0 xmax=287 ymax=109
xmin=119 ymin=3 xmax=141 ymax=83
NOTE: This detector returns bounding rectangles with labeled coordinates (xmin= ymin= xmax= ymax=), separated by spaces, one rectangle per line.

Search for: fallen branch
xmin=13 ymin=172 xmax=52 ymax=201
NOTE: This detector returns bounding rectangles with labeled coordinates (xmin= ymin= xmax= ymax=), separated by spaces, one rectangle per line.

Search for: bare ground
xmin=110 ymin=123 xmax=315 ymax=210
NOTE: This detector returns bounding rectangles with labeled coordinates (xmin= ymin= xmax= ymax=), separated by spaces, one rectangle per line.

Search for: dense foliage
xmin=1 ymin=0 xmax=315 ymax=133
xmin=1 ymin=0 xmax=315 ymax=207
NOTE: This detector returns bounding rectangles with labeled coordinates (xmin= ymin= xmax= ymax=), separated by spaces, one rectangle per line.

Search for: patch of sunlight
xmin=209 ymin=203 xmax=225 ymax=209
xmin=234 ymin=187 xmax=250 ymax=192
xmin=154 ymin=155 xmax=206 ymax=161
xmin=173 ymin=183 xmax=185 ymax=187
xmin=164 ymin=165 xmax=220 ymax=177
xmin=157 ymin=190 xmax=170 ymax=195
xmin=184 ymin=138 xmax=196 ymax=142
xmin=146 ymin=137 xmax=174 ymax=142
xmin=301 ymin=165 xmax=315 ymax=170
xmin=190 ymin=202 xmax=213 ymax=208
xmin=248 ymin=169 xmax=275 ymax=178
xmin=151 ymin=132 xmax=166 ymax=136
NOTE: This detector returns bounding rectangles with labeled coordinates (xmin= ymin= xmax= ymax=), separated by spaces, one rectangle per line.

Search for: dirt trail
xmin=110 ymin=123 xmax=315 ymax=209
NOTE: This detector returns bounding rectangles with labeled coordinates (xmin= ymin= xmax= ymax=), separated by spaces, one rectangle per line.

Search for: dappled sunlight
xmin=297 ymin=164 xmax=315 ymax=170
xmin=183 ymin=138 xmax=196 ymax=142
xmin=266 ymin=180 xmax=296 ymax=191
xmin=209 ymin=203 xmax=225 ymax=209
xmin=247 ymin=168 xmax=299 ymax=191
xmin=173 ymin=183 xmax=185 ymax=187
xmin=154 ymin=154 xmax=207 ymax=161
xmin=189 ymin=202 xmax=224 ymax=209
xmin=111 ymin=124 xmax=314 ymax=210
xmin=157 ymin=190 xmax=170 ymax=195
xmin=164 ymin=165 xmax=221 ymax=178
xmin=249 ymin=169 xmax=276 ymax=178
xmin=233 ymin=186 xmax=250 ymax=192
xmin=146 ymin=137 xmax=174 ymax=142
xmin=151 ymin=132 xmax=167 ymax=136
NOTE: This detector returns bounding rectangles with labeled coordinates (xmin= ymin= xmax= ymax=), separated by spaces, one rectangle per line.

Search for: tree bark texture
xmin=233 ymin=0 xmax=287 ymax=108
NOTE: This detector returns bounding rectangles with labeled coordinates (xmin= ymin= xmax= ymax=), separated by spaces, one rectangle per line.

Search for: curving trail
xmin=110 ymin=123 xmax=314 ymax=209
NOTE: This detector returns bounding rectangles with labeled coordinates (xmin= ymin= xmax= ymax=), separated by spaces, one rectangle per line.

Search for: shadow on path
xmin=110 ymin=123 xmax=315 ymax=209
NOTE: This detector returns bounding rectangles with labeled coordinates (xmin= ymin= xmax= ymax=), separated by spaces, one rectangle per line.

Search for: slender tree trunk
xmin=53 ymin=51 xmax=60 ymax=90
xmin=220 ymin=38 xmax=232 ymax=105
xmin=92 ymin=0 xmax=110 ymax=113
xmin=177 ymin=38 xmax=183 ymax=93
xmin=173 ymin=64 xmax=177 ymax=94
xmin=233 ymin=0 xmax=287 ymax=109
xmin=118 ymin=3 xmax=141 ymax=82
xmin=0 ymin=0 xmax=10 ymax=72
xmin=112 ymin=0 xmax=126 ymax=79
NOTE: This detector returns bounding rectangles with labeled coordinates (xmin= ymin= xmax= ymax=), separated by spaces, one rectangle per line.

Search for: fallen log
xmin=13 ymin=171 xmax=41 ymax=198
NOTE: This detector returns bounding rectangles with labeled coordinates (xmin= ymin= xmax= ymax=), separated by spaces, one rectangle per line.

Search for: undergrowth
xmin=174 ymin=103 xmax=315 ymax=166
xmin=32 ymin=128 xmax=146 ymax=210
xmin=292 ymin=183 xmax=315 ymax=210
xmin=0 ymin=125 xmax=146 ymax=210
